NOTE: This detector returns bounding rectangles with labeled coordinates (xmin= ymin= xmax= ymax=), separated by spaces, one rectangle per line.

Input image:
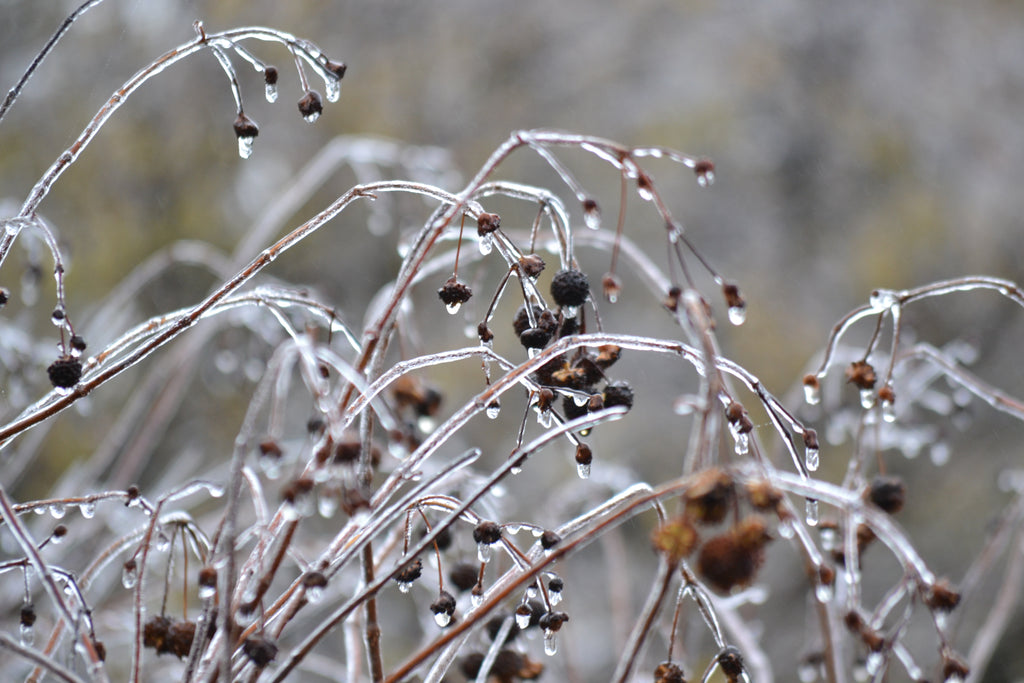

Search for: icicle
xmin=237 ymin=135 xmax=255 ymax=159
xmin=515 ymin=607 xmax=531 ymax=629
xmin=576 ymin=462 xmax=591 ymax=479
xmin=122 ymin=562 xmax=138 ymax=590
xmin=265 ymin=81 xmax=278 ymax=103
xmin=19 ymin=622 xmax=34 ymax=647
xmin=543 ymin=630 xmax=558 ymax=656
xmin=477 ymin=542 xmax=493 ymax=564
xmin=881 ymin=398 xmax=896 ymax=423
xmin=478 ymin=234 xmax=493 ymax=255
xmin=433 ymin=611 xmax=451 ymax=627
xmin=445 ymin=302 xmax=462 ymax=315
xmin=79 ymin=501 xmax=96 ymax=519
xmin=805 ymin=499 xmax=819 ymax=526
xmin=728 ymin=304 xmax=747 ymax=325
xmin=325 ymin=78 xmax=341 ymax=103
xmin=49 ymin=503 xmax=66 ymax=519
xmin=805 ymin=445 xmax=820 ymax=472
xmin=486 ymin=401 xmax=501 ymax=419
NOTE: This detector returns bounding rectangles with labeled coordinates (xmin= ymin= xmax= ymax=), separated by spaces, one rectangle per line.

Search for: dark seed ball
xmin=550 ymin=269 xmax=590 ymax=308
xmin=449 ymin=562 xmax=479 ymax=592
xmin=297 ymin=90 xmax=323 ymax=119
xmin=167 ymin=620 xmax=196 ymax=658
xmin=430 ymin=591 xmax=456 ymax=617
xmin=473 ymin=520 xmax=502 ymax=545
xmin=512 ymin=304 xmax=545 ymax=336
xmin=540 ymin=530 xmax=561 ymax=550
xmin=242 ymin=635 xmax=278 ymax=668
xmin=47 ymin=356 xmax=82 ymax=389
xmin=602 ymin=381 xmax=634 ymax=409
xmin=867 ymin=475 xmax=906 ymax=514
xmin=519 ymin=326 xmax=552 ymax=349
xmin=486 ymin=614 xmax=521 ymax=643
xmin=395 ymin=558 xmax=423 ymax=584
xmin=561 ymin=394 xmax=589 ymax=421
xmin=437 ymin=277 xmax=473 ymax=306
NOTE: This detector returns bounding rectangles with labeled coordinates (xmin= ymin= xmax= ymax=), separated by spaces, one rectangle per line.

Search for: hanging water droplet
xmin=572 ymin=393 xmax=589 ymax=407
xmin=819 ymin=526 xmax=837 ymax=552
xmin=549 ymin=589 xmax=562 ymax=606
xmin=804 ymin=383 xmax=821 ymax=406
xmin=433 ymin=611 xmax=451 ymax=627
xmin=264 ymin=81 xmax=278 ymax=103
xmin=935 ymin=611 xmax=948 ymax=632
xmin=777 ymin=520 xmax=794 ymax=539
xmin=477 ymin=542 xmax=493 ymax=564
xmin=80 ymin=502 xmax=96 ymax=519
xmin=445 ymin=302 xmax=461 ymax=315
xmin=859 ymin=389 xmax=876 ymax=410
xmin=583 ymin=203 xmax=601 ymax=230
xmin=805 ymin=446 xmax=820 ymax=472
xmin=155 ymin=532 xmax=172 ymax=552
xmin=306 ymin=585 xmax=325 ymax=604
xmin=562 ymin=305 xmax=578 ymax=318
xmin=733 ymin=432 xmax=749 ymax=456
xmin=506 ymin=524 xmax=521 ymax=535
xmin=237 ymin=136 xmax=255 ymax=159
xmin=576 ymin=461 xmax=591 ymax=479
xmin=525 ymin=584 xmax=538 ymax=599
xmin=805 ymin=498 xmax=819 ymax=526
xmin=33 ymin=506 xmax=46 ymax=515
xmin=49 ymin=503 xmax=65 ymax=519
xmin=325 ymin=78 xmax=341 ymax=103
xmin=637 ymin=185 xmax=654 ymax=202
xmin=19 ymin=623 xmax=34 ymax=647
xmin=797 ymin=662 xmax=818 ymax=683
xmin=727 ymin=304 xmax=747 ymax=326
xmin=198 ymin=583 xmax=216 ymax=600
xmin=865 ymin=651 xmax=883 ymax=676
xmin=281 ymin=501 xmax=301 ymax=521
xmin=515 ymin=608 xmax=532 ymax=629
xmin=303 ymin=110 xmax=321 ymax=124
xmin=486 ymin=401 xmax=501 ymax=419
xmin=696 ymin=169 xmax=715 ymax=187
xmin=543 ymin=630 xmax=558 ymax=656
xmin=417 ymin=416 xmax=436 ymax=433
xmin=122 ymin=562 xmax=138 ymax=589
xmin=815 ymin=580 xmax=833 ymax=603
xmin=235 ymin=606 xmax=257 ymax=626
xmin=50 ymin=306 xmax=67 ymax=328
xmin=470 ymin=591 xmax=484 ymax=607
xmin=868 ymin=289 xmax=896 ymax=312
xmin=478 ymin=235 xmax=493 ymax=255
xmin=259 ymin=456 xmax=282 ymax=480
xmin=527 ymin=347 xmax=539 ymax=359
xmin=318 ymin=494 xmax=338 ymax=519
xmin=397 ymin=580 xmax=413 ymax=594
xmin=881 ymin=399 xmax=896 ymax=423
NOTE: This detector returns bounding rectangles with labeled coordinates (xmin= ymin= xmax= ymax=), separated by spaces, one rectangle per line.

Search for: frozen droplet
xmin=237 ymin=136 xmax=255 ymax=159
xmin=853 ymin=661 xmax=869 ymax=683
xmin=527 ymin=347 xmax=539 ymax=360
xmin=397 ymin=580 xmax=413 ymax=594
xmin=80 ymin=502 xmax=96 ymax=519
xmin=33 ymin=507 xmax=45 ymax=516
xmin=943 ymin=676 xmax=964 ymax=683
xmin=478 ymin=235 xmax=493 ymax=255
xmin=50 ymin=531 xmax=64 ymax=545
xmin=562 ymin=305 xmax=578 ymax=318
xmin=510 ymin=463 xmax=523 ymax=475
xmin=318 ymin=494 xmax=338 ymax=519
xmin=325 ymin=78 xmax=341 ymax=103
xmin=797 ymin=662 xmax=818 ymax=683
xmin=549 ymin=589 xmax=562 ymax=606
xmin=525 ymin=584 xmax=538 ymax=599
xmin=51 ymin=307 xmax=67 ymax=327
xmin=122 ymin=563 xmax=138 ymax=589
xmin=865 ymin=651 xmax=883 ymax=676
xmin=477 ymin=542 xmax=493 ymax=564
xmin=281 ymin=501 xmax=301 ymax=521
xmin=881 ymin=399 xmax=896 ymax=423
xmin=19 ymin=623 xmax=34 ymax=647
xmin=815 ymin=580 xmax=833 ymax=603
xmin=935 ymin=611 xmax=948 ymax=632
xmin=445 ymin=302 xmax=461 ymax=315
xmin=506 ymin=524 xmax=521 ymax=535
xmin=471 ymin=591 xmax=484 ymax=607
xmin=265 ymin=82 xmax=278 ymax=103
xmin=819 ymin=526 xmax=837 ymax=552
xmin=543 ymin=630 xmax=558 ymax=656
xmin=805 ymin=446 xmax=820 ymax=472
xmin=306 ymin=585 xmax=324 ymax=604
xmin=930 ymin=442 xmax=951 ymax=467
xmin=303 ymin=110 xmax=321 ymax=124
xmin=155 ymin=533 xmax=171 ymax=552
xmin=515 ymin=609 xmax=531 ymax=629
xmin=572 ymin=393 xmax=589 ymax=407
xmin=777 ymin=521 xmax=794 ymax=539
xmin=417 ymin=416 xmax=436 ymax=433
xmin=259 ymin=456 xmax=282 ymax=480
xmin=805 ymin=498 xmax=819 ymax=526
xmin=728 ymin=304 xmax=747 ymax=326
xmin=859 ymin=389 xmax=876 ymax=410
xmin=198 ymin=584 xmax=216 ymax=600
xmin=637 ymin=185 xmax=654 ymax=202
xmin=869 ymin=289 xmax=896 ymax=312
xmin=49 ymin=503 xmax=66 ymax=519
xmin=486 ymin=401 xmax=501 ymax=419
xmin=696 ymin=169 xmax=715 ymax=187
xmin=804 ymin=383 xmax=821 ymax=406
xmin=535 ymin=407 xmax=553 ymax=429
xmin=733 ymin=432 xmax=749 ymax=456
xmin=583 ymin=204 xmax=601 ymax=230
xmin=235 ymin=606 xmax=256 ymax=626
xmin=576 ymin=462 xmax=591 ymax=479
xmin=433 ymin=611 xmax=451 ymax=627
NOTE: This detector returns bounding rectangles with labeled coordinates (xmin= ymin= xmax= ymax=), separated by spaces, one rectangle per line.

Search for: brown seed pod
xmin=437 ymin=276 xmax=472 ymax=308
xmin=653 ymin=661 xmax=687 ymax=683
xmin=651 ymin=516 xmax=700 ymax=563
xmin=696 ymin=522 xmax=768 ymax=594
xmin=550 ymin=269 xmax=590 ymax=308
xmin=242 ymin=635 xmax=278 ymax=668
xmin=684 ymin=468 xmax=736 ymax=525
xmin=47 ymin=356 xmax=82 ymax=389
xmin=867 ymin=475 xmax=906 ymax=514
xmin=845 ymin=360 xmax=877 ymax=390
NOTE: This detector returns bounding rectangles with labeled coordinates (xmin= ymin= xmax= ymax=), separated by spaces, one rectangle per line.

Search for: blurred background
xmin=2 ymin=0 xmax=1024 ymax=680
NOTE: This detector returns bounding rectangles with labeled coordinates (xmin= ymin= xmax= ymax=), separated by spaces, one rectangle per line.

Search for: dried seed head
xmin=733 ymin=516 xmax=771 ymax=550
xmin=437 ymin=277 xmax=473 ymax=307
xmin=302 ymin=571 xmax=328 ymax=591
xmin=449 ymin=562 xmax=478 ymax=592
xmin=716 ymin=646 xmax=745 ymax=681
xmin=476 ymin=212 xmax=501 ymax=236
xmin=654 ymin=661 xmax=686 ymax=683
xmin=603 ymin=381 xmax=634 ymax=410
xmin=473 ymin=520 xmax=502 ymax=545
xmin=693 ymin=158 xmax=715 ymax=185
xmin=477 ymin=322 xmax=494 ymax=343
xmin=537 ymin=611 xmax=569 ymax=632
xmin=70 ymin=335 xmax=87 ymax=352
xmin=867 ymin=475 xmax=906 ymax=514
xmin=550 ymin=269 xmax=590 ymax=308
xmin=297 ymin=90 xmax=323 ymax=121
xmin=574 ymin=443 xmax=593 ymax=466
xmin=697 ymin=526 xmax=766 ymax=593
xmin=745 ymin=480 xmax=783 ymax=512
xmin=925 ymin=577 xmax=961 ymax=611
xmin=19 ymin=604 xmax=36 ymax=628
xmin=602 ymin=273 xmax=622 ymax=302
xmin=47 ymin=356 xmax=82 ymax=389
xmin=395 ymin=558 xmax=423 ymax=585
xmin=52 ymin=524 xmax=67 ymax=540
xmin=263 ymin=65 xmax=279 ymax=85
xmin=519 ymin=253 xmax=545 ymax=278
xmin=142 ymin=615 xmax=171 ymax=655
xmin=561 ymin=394 xmax=589 ymax=421
xmin=684 ymin=468 xmax=735 ymax=525
xmin=233 ymin=112 xmax=259 ymax=140
xmin=595 ymin=344 xmax=622 ymax=368
xmin=430 ymin=591 xmax=457 ymax=619
xmin=512 ymin=304 xmax=545 ymax=336
xmin=92 ymin=639 xmax=107 ymax=662
xmin=845 ymin=360 xmax=877 ymax=390
xmin=540 ymin=530 xmax=561 ymax=550
xmin=242 ymin=635 xmax=278 ymax=668
xmin=877 ymin=385 xmax=895 ymax=404
xmin=548 ymin=576 xmax=564 ymax=593
xmin=167 ymin=620 xmax=196 ymax=658
xmin=198 ymin=566 xmax=217 ymax=589
xmin=942 ymin=651 xmax=969 ymax=680
xmin=519 ymin=326 xmax=552 ymax=349
xmin=664 ymin=285 xmax=683 ymax=312
xmin=323 ymin=59 xmax=347 ymax=79
xmin=651 ymin=516 xmax=700 ymax=563
xmin=258 ymin=439 xmax=283 ymax=459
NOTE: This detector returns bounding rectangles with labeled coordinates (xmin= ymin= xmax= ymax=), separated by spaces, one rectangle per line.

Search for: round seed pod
xmin=550 ymin=269 xmax=590 ymax=308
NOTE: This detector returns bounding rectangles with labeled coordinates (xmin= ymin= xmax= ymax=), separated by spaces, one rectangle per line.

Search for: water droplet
xmin=259 ymin=455 xmax=282 ymax=480
xmin=506 ymin=524 xmax=521 ymax=535
xmin=572 ymin=393 xmax=589 ymax=407
xmin=869 ymin=289 xmax=896 ymax=312
xmin=477 ymin=542 xmax=493 ymax=563
xmin=805 ymin=498 xmax=819 ymax=527
xmin=930 ymin=442 xmax=951 ymax=466
xmin=318 ymin=495 xmax=338 ymax=519
xmin=804 ymin=383 xmax=821 ymax=405
xmin=515 ymin=609 xmax=531 ymax=629
xmin=33 ymin=507 xmax=46 ymax=515
xmin=696 ymin=169 xmax=715 ymax=187
xmin=576 ymin=462 xmax=591 ymax=479
xmin=859 ymin=389 xmax=876 ymax=410
xmin=797 ymin=662 xmax=818 ymax=683
xmin=445 ymin=302 xmax=461 ymax=315
xmin=486 ymin=401 xmax=501 ymax=419
xmin=637 ymin=185 xmax=654 ymax=202
xmin=525 ymin=585 xmax=538 ymax=599
xmin=237 ymin=136 xmax=255 ymax=159
xmin=235 ymin=606 xmax=256 ymax=626
xmin=433 ymin=611 xmax=451 ymax=627
xmin=815 ymin=580 xmax=833 ymax=603
xmin=935 ymin=611 xmax=948 ymax=631
xmin=417 ymin=416 xmax=436 ymax=433
xmin=777 ymin=521 xmax=794 ymax=539
xmin=583 ymin=204 xmax=601 ymax=230
xmin=865 ymin=651 xmax=883 ymax=676
xmin=303 ymin=110 xmax=321 ymax=124
xmin=50 ymin=307 xmax=67 ymax=327
xmin=820 ymin=526 xmax=837 ymax=552
xmin=281 ymin=501 xmax=301 ymax=521
xmin=733 ymin=432 xmax=749 ymax=456
xmin=549 ymin=589 xmax=562 ymax=606
xmin=306 ymin=585 xmax=324 ymax=604
xmin=122 ymin=563 xmax=138 ymax=589
xmin=198 ymin=584 xmax=216 ymax=600
xmin=49 ymin=503 xmax=65 ymax=519
xmin=562 ymin=305 xmax=579 ymax=318
xmin=471 ymin=591 xmax=484 ymax=607
xmin=881 ymin=399 xmax=896 ymax=423
xmin=478 ymin=235 xmax=493 ymax=255
xmin=805 ymin=446 xmax=820 ymax=472
xmin=19 ymin=623 xmax=34 ymax=647
xmin=264 ymin=82 xmax=278 ymax=103
xmin=535 ymin=407 xmax=553 ymax=429
xmin=397 ymin=580 xmax=413 ymax=594
xmin=80 ymin=502 xmax=96 ymax=519
xmin=155 ymin=533 xmax=171 ymax=552
xmin=728 ymin=304 xmax=747 ymax=326
xmin=325 ymin=78 xmax=341 ymax=103
xmin=543 ymin=630 xmax=558 ymax=656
